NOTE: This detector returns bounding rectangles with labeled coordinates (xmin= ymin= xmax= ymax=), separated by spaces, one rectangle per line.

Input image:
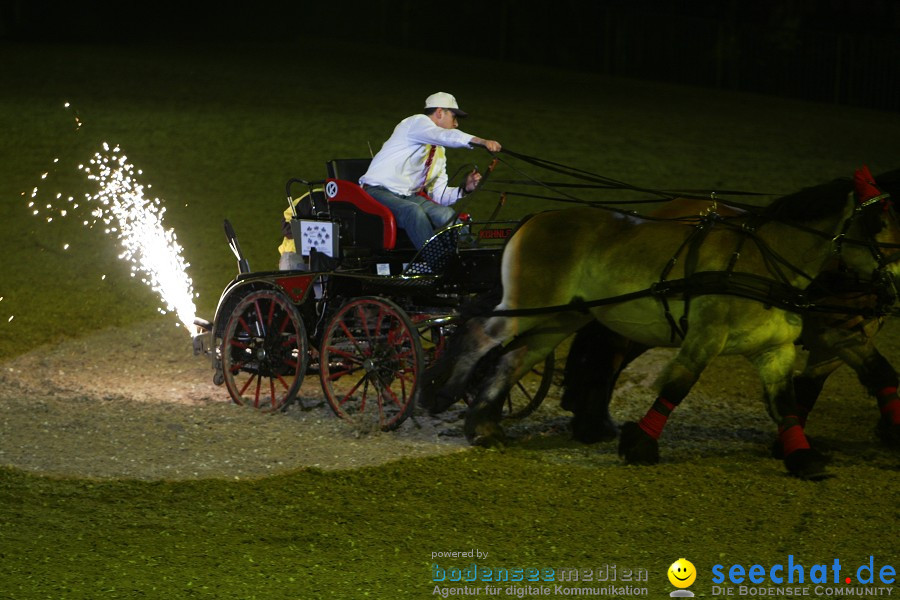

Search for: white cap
xmin=424 ymin=92 xmax=468 ymax=118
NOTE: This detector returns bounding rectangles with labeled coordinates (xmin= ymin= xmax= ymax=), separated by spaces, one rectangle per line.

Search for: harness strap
xmin=656 ymin=227 xmax=698 ymax=342
xmin=659 ymin=213 xmax=716 ymax=342
xmin=490 ymin=270 xmax=891 ymax=319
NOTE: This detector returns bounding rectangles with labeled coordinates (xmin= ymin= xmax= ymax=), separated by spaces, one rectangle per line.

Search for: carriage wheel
xmin=319 ymin=296 xmax=424 ymax=431
xmin=221 ymin=289 xmax=309 ymax=413
xmin=462 ymin=350 xmax=555 ymax=420
xmin=502 ymin=350 xmax=555 ymax=419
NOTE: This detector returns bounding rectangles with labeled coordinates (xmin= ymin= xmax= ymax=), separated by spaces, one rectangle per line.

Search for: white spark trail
xmin=78 ymin=143 xmax=197 ymax=331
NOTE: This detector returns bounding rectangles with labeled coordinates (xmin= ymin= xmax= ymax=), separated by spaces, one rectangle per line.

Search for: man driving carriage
xmin=359 ymin=92 xmax=502 ymax=250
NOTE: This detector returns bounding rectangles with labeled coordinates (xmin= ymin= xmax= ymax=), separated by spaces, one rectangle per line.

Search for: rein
xmin=488 ymin=147 xmax=778 ymax=204
xmin=490 ymin=271 xmax=897 ymax=320
xmin=481 ymin=147 xmax=900 ymax=254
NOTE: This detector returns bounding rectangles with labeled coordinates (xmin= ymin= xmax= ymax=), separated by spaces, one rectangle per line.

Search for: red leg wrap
xmin=779 ymin=424 xmax=811 ymax=456
xmin=637 ymin=398 xmax=676 ymax=440
xmin=879 ymin=398 xmax=900 ymax=426
xmin=877 ymin=386 xmax=898 ymax=399
xmin=657 ymin=397 xmax=677 ymax=412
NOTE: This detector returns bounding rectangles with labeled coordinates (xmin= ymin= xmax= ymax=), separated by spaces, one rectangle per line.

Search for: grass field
xmin=2 ymin=40 xmax=900 ymax=599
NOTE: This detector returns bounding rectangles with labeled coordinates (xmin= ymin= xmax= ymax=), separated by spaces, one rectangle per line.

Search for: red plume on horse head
xmin=854 ymin=164 xmax=890 ymax=208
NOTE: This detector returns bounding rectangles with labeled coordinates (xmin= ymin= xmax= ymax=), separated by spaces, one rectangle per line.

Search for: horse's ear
xmin=854 ymin=164 xmax=883 ymax=203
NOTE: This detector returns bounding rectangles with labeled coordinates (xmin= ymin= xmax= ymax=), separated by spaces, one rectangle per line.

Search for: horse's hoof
xmin=771 ymin=437 xmax=830 ymax=463
xmin=465 ymin=420 xmax=506 ymax=447
xmin=876 ymin=418 xmax=900 ymax=448
xmin=618 ymin=421 xmax=659 ymax=465
xmin=572 ymin=416 xmax=618 ymax=444
xmin=783 ymin=448 xmax=831 ymax=481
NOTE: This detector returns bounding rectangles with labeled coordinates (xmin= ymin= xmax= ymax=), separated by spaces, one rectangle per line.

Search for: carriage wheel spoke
xmin=275 ymin=374 xmax=292 ymax=391
xmin=339 ymin=320 xmax=368 ymax=356
xmin=374 ymin=305 xmax=386 ymax=341
xmin=278 ymin=312 xmax=293 ymax=335
xmin=229 ymin=361 xmax=248 ymax=374
xmin=513 ymin=379 xmax=533 ymax=401
xmin=328 ymin=363 xmax=364 ymax=382
xmin=354 ymin=305 xmax=373 ymax=345
xmin=253 ymin=375 xmax=262 ymax=408
xmin=326 ymin=345 xmax=365 ymax=364
xmin=252 ymin=300 xmax=268 ymax=334
xmin=237 ymin=317 xmax=253 ymax=336
xmin=238 ymin=373 xmax=257 ymax=395
xmin=265 ymin=298 xmax=276 ymax=329
xmin=393 ymin=347 xmax=413 ymax=361
xmin=372 ymin=369 xmax=412 ymax=410
xmin=337 ymin=374 xmax=369 ymax=410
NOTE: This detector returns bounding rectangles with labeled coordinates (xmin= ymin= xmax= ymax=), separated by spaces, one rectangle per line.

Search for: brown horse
xmin=419 ymin=168 xmax=900 ymax=480
xmin=563 ymin=195 xmax=900 ymax=453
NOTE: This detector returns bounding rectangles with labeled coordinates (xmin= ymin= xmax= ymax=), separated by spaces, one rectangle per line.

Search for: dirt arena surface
xmin=2 ymin=315 xmax=897 ymax=481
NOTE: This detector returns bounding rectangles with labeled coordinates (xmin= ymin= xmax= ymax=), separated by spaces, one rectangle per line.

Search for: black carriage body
xmin=202 ymin=158 xmax=549 ymax=429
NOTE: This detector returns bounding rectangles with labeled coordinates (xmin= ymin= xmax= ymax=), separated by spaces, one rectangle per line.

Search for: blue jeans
xmin=364 ymin=186 xmax=456 ymax=250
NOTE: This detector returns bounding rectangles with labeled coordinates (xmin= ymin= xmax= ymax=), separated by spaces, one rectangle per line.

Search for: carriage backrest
xmin=324 ymin=158 xmax=414 ymax=253
xmin=324 ymin=178 xmax=399 ymax=250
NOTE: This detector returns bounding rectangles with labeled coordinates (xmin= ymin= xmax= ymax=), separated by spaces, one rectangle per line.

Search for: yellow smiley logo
xmin=668 ymin=558 xmax=697 ymax=588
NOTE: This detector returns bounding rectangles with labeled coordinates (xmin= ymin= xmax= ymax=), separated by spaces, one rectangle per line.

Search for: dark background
xmin=3 ymin=0 xmax=900 ymax=111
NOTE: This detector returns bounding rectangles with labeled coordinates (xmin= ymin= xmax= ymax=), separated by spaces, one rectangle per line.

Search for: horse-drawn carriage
xmin=194 ymin=151 xmax=900 ymax=480
xmin=192 ymin=157 xmax=553 ymax=431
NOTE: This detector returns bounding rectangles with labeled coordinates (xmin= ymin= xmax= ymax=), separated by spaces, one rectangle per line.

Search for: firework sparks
xmin=30 ymin=141 xmax=198 ymax=332
xmin=26 ymin=103 xmax=198 ymax=334
xmin=73 ymin=143 xmax=198 ymax=331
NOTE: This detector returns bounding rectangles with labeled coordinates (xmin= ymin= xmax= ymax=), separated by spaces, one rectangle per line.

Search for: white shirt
xmin=359 ymin=113 xmax=475 ymax=206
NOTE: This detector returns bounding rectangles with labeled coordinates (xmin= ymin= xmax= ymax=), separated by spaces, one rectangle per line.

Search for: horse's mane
xmin=762 ymin=177 xmax=853 ymax=223
xmin=875 ymin=167 xmax=900 ymax=197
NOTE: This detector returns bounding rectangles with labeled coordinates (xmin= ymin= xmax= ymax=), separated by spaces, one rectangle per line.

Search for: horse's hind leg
xmin=765 ymin=351 xmax=842 ymax=459
xmin=840 ymin=346 xmax=900 ymax=447
xmin=801 ymin=334 xmax=900 ymax=447
xmin=562 ymin=321 xmax=647 ymax=443
xmin=618 ymin=334 xmax=726 ymax=465
xmin=752 ymin=343 xmax=829 ymax=480
xmin=465 ymin=320 xmax=585 ymax=446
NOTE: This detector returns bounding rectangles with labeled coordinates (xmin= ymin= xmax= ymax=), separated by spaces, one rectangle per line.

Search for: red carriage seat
xmin=325 ymin=159 xmax=413 ymax=252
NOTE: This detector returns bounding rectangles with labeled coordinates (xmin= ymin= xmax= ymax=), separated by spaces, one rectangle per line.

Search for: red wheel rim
xmin=319 ymin=297 xmax=423 ymax=431
xmin=222 ymin=290 xmax=308 ymax=413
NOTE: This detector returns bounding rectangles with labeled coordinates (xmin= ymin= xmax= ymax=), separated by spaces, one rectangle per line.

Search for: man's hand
xmin=471 ymin=137 xmax=502 ymax=153
xmin=465 ymin=169 xmax=482 ymax=193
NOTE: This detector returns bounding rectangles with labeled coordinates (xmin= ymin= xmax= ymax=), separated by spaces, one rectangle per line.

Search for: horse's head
xmin=846 ymin=165 xmax=900 ymax=305
xmin=764 ymin=168 xmax=900 ymax=305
